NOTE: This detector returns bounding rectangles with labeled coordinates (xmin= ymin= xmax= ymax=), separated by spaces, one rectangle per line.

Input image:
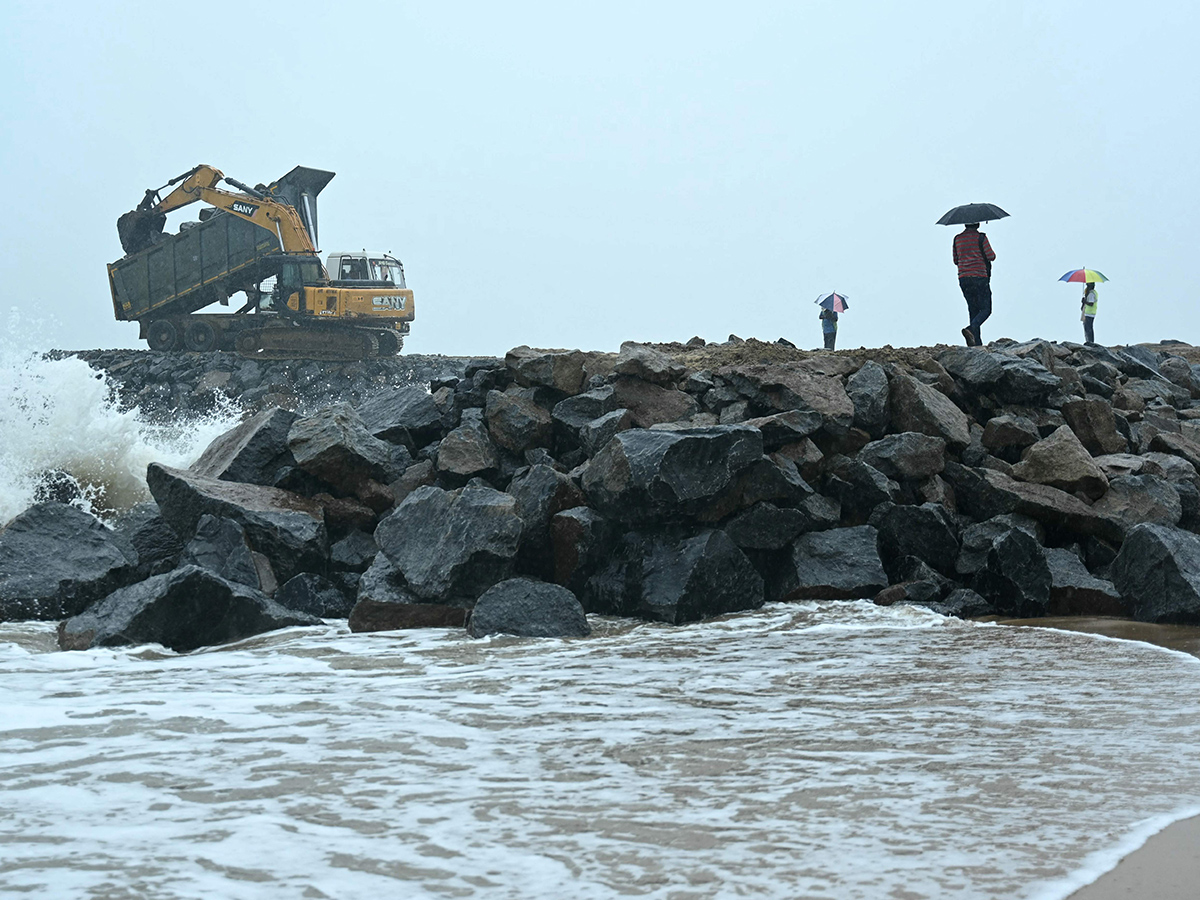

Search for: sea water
xmin=3 ymin=605 xmax=1200 ymax=900
xmin=4 ymin=324 xmax=1200 ymax=898
xmin=0 ymin=319 xmax=238 ymax=524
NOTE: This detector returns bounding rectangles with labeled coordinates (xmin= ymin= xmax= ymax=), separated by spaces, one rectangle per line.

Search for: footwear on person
xmin=961 ymin=327 xmax=975 ymax=347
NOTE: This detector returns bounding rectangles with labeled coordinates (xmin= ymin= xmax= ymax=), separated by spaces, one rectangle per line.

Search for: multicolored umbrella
xmin=1059 ymin=268 xmax=1109 ymax=283
xmin=815 ymin=292 xmax=849 ymax=312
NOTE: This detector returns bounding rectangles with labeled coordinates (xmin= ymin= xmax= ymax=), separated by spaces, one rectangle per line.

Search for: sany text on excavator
xmin=108 ymin=164 xmax=414 ymax=359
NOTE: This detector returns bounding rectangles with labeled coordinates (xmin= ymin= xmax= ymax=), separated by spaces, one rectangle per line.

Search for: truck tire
xmin=146 ymin=320 xmax=177 ymax=351
xmin=184 ymin=321 xmax=218 ymax=352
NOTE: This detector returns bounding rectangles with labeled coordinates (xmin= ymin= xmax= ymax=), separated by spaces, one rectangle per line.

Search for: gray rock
xmin=934 ymin=588 xmax=994 ymax=618
xmin=287 ymin=403 xmax=394 ymax=494
xmin=0 ymin=503 xmax=134 ymax=622
xmin=716 ymin=364 xmax=855 ymax=433
xmin=436 ymin=416 xmax=501 ymax=483
xmin=821 ymin=456 xmax=899 ymax=525
xmin=936 ymin=348 xmax=1005 ymax=392
xmin=356 ymin=385 xmax=444 ymax=448
xmin=956 ymin=514 xmax=1044 ymax=577
xmin=179 ymin=514 xmax=262 ymax=589
xmin=551 ymin=386 xmax=619 ymax=439
xmin=994 ymin=356 xmax=1062 ymax=404
xmin=505 ymin=346 xmax=587 ymax=395
xmin=875 ymin=503 xmax=960 ymax=577
xmin=1044 ymin=548 xmax=1125 ymax=616
xmin=374 ymin=483 xmax=524 ymax=603
xmin=111 ymin=502 xmax=184 ymax=579
xmin=467 ymin=578 xmax=590 ymax=638
xmin=613 ymin=342 xmax=685 ymax=385
xmin=581 ymin=426 xmax=763 ymax=524
xmin=972 ymin=528 xmax=1052 ymax=618
xmin=579 ymin=408 xmax=634 ymax=457
xmin=1111 ymin=524 xmax=1200 ymax=623
xmin=1093 ymin=453 xmax=1165 ymax=480
xmin=888 ymin=373 xmax=971 ymax=450
xmin=846 ymin=361 xmax=891 ymax=437
xmin=1061 ymin=398 xmax=1128 ymax=456
xmin=57 ymin=565 xmax=319 ymax=652
xmin=723 ymin=502 xmax=814 ymax=550
xmin=275 ymin=573 xmax=354 ymax=618
xmin=146 ymin=463 xmax=328 ymax=583
xmin=744 ymin=409 xmax=825 ymax=450
xmin=859 ymin=432 xmax=946 ymax=481
xmin=190 ymin=406 xmax=298 ymax=486
xmin=772 ymin=525 xmax=888 ymax=601
xmin=508 ymin=465 xmax=586 ymax=580
xmin=550 ymin=507 xmax=619 ymax=597
xmin=329 ymin=530 xmax=378 ymax=572
xmin=1010 ymin=425 xmax=1109 ymax=501
xmin=981 ymin=415 xmax=1040 ymax=462
xmin=485 ymin=389 xmax=553 ymax=455
xmin=1092 ymin=474 xmax=1182 ymax=528
xmin=609 ymin=377 xmax=701 ymax=428
xmin=583 ymin=528 xmax=764 ymax=623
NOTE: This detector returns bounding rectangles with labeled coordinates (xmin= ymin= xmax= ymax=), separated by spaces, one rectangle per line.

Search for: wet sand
xmin=1067 ymin=814 xmax=1200 ymax=899
xmin=999 ymin=616 xmax=1200 ymax=897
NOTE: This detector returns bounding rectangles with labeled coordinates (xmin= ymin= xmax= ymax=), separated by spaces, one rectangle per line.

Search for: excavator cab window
xmin=340 ymin=258 xmax=368 ymax=280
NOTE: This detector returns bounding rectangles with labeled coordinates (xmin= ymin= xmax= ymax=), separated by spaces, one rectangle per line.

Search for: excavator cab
xmin=272 ymin=256 xmax=327 ymax=311
xmin=328 ymin=252 xmax=406 ymax=288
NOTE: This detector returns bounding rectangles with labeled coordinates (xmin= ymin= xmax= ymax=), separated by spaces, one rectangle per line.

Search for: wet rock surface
xmin=22 ymin=337 xmax=1200 ymax=646
xmin=466 ymin=578 xmax=590 ymax=638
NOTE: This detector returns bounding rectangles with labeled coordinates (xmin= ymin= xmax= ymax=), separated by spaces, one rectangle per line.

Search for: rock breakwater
xmin=8 ymin=335 xmax=1200 ymax=648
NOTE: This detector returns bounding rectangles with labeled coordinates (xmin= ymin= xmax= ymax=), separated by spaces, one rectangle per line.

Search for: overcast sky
xmin=1 ymin=1 xmax=1196 ymax=357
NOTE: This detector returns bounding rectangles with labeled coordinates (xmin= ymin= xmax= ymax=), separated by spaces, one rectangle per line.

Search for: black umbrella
xmin=936 ymin=203 xmax=1010 ymax=226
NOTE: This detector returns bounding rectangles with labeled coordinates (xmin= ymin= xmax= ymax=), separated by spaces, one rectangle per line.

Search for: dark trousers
xmin=823 ymin=331 xmax=836 ymax=350
xmin=1084 ymin=316 xmax=1095 ymax=344
xmin=959 ymin=277 xmax=992 ymax=344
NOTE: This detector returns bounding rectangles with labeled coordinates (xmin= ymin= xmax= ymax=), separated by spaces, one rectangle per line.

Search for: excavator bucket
xmin=268 ymin=166 xmax=335 ymax=249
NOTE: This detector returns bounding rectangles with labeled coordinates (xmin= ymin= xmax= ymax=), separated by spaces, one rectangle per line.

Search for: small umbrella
xmin=936 ymin=203 xmax=1010 ymax=226
xmin=816 ymin=292 xmax=849 ymax=312
xmin=1059 ymin=268 xmax=1109 ymax=283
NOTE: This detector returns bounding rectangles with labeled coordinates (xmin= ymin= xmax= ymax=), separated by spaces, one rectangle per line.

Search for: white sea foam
xmin=2 ymin=602 xmax=1200 ymax=899
xmin=0 ymin=317 xmax=240 ymax=524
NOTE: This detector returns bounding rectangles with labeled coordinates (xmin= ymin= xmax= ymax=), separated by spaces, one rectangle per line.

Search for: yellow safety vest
xmin=1083 ymin=290 xmax=1098 ymax=316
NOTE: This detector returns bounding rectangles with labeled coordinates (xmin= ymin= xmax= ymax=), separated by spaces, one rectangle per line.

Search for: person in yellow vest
xmin=1081 ymin=282 xmax=1098 ymax=345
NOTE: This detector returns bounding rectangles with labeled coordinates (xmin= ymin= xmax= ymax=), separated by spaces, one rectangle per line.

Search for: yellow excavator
xmin=108 ymin=164 xmax=415 ymax=358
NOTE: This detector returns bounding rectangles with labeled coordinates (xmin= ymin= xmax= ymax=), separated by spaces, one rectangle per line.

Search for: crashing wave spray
xmin=0 ymin=316 xmax=241 ymax=525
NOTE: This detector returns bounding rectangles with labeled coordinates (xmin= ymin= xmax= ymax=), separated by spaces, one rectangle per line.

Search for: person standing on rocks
xmin=953 ymin=222 xmax=996 ymax=347
xmin=819 ymin=307 xmax=838 ymax=350
xmin=1081 ymin=282 xmax=1098 ymax=344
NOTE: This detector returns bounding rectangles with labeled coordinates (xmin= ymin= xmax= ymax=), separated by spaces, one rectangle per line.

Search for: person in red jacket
xmin=953 ymin=223 xmax=996 ymax=346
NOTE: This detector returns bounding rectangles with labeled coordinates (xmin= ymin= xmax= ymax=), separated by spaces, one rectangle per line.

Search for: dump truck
xmin=107 ymin=164 xmax=414 ymax=358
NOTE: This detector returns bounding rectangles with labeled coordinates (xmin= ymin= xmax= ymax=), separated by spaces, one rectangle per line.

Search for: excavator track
xmin=235 ymin=325 xmax=383 ymax=361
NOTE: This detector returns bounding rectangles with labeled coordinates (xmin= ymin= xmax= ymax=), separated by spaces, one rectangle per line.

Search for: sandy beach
xmin=1068 ymin=814 xmax=1200 ymax=899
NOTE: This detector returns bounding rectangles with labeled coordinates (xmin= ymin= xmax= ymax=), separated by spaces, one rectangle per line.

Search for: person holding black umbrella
xmin=953 ymin=223 xmax=996 ymax=347
xmin=938 ymin=203 xmax=1008 ymax=348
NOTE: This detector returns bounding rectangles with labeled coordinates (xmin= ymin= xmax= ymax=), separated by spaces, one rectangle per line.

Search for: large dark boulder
xmin=179 ymin=514 xmax=264 ymax=590
xmin=956 ymin=514 xmax=1043 ymax=577
xmin=374 ymin=482 xmax=523 ymax=603
xmin=435 ymin=413 xmax=501 ymax=483
xmin=936 ymin=347 xmax=1005 ymax=392
xmin=0 ymin=503 xmax=134 ymax=622
xmin=348 ymin=554 xmax=469 ymax=631
xmin=485 ymin=389 xmax=553 ymax=455
xmin=994 ymin=356 xmax=1062 ymax=404
xmin=1011 ymin=425 xmax=1109 ymax=501
xmin=820 ymin=456 xmax=899 ymax=525
xmin=505 ymin=346 xmax=587 ymax=395
xmin=190 ymin=406 xmax=298 ymax=486
xmin=581 ymin=426 xmax=763 ymax=524
xmin=356 ymin=385 xmax=444 ymax=448
xmin=110 ymin=502 xmax=184 ymax=580
xmin=972 ymin=529 xmax=1051 ymax=618
xmin=875 ymin=503 xmax=960 ymax=577
xmin=551 ymin=386 xmax=619 ymax=441
xmin=887 ymin=373 xmax=971 ymax=450
xmin=743 ymin=410 xmax=823 ymax=451
xmin=1110 ymin=524 xmax=1200 ymax=623
xmin=1044 ymin=548 xmax=1125 ymax=616
xmin=508 ymin=465 xmax=586 ymax=579
xmin=57 ymin=565 xmax=319 ymax=652
xmin=276 ymin=573 xmax=354 ymax=618
xmin=550 ymin=507 xmax=619 ymax=596
xmin=723 ymin=502 xmax=819 ymax=550
xmin=771 ymin=525 xmax=888 ymax=601
xmin=609 ymin=377 xmax=701 ymax=428
xmin=287 ymin=403 xmax=394 ymax=495
xmin=858 ymin=433 xmax=946 ymax=481
xmin=612 ymin=342 xmax=686 ymax=385
xmin=584 ymin=528 xmax=764 ymax=624
xmin=146 ymin=463 xmax=327 ymax=582
xmin=981 ymin=414 xmax=1040 ymax=463
xmin=579 ymin=409 xmax=635 ymax=457
xmin=467 ymin=578 xmax=590 ymax=638
xmin=329 ymin=530 xmax=378 ymax=572
xmin=1060 ymin=398 xmax=1127 ymax=456
xmin=1092 ymin=474 xmax=1182 ymax=528
xmin=846 ymin=361 xmax=890 ymax=437
xmin=716 ymin=364 xmax=855 ymax=433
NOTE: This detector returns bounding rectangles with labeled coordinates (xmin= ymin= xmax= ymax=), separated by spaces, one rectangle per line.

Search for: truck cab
xmin=327 ymin=251 xmax=407 ymax=288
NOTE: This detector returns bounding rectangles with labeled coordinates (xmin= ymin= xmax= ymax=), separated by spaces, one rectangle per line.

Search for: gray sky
xmin=2 ymin=1 xmax=1196 ymax=357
